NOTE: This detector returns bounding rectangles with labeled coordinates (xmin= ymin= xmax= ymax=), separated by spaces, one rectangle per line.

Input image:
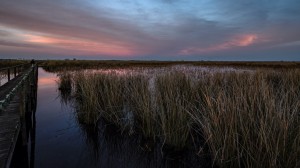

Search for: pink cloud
xmin=21 ymin=34 xmax=137 ymax=56
xmin=234 ymin=34 xmax=257 ymax=46
xmin=180 ymin=34 xmax=258 ymax=55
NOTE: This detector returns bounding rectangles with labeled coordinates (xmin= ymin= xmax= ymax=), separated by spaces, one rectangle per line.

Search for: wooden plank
xmin=0 ymin=66 xmax=37 ymax=168
xmin=0 ymin=74 xmax=24 ymax=100
xmin=0 ymin=95 xmax=21 ymax=168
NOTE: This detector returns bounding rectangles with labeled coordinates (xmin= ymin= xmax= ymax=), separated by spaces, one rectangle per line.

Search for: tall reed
xmin=94 ymin=74 xmax=126 ymax=128
xmin=60 ymin=67 xmax=300 ymax=167
xmin=57 ymin=71 xmax=73 ymax=106
xmin=190 ymin=70 xmax=300 ymax=167
xmin=73 ymin=72 xmax=100 ymax=124
xmin=126 ymin=75 xmax=158 ymax=139
xmin=58 ymin=71 xmax=72 ymax=91
xmin=155 ymin=72 xmax=195 ymax=149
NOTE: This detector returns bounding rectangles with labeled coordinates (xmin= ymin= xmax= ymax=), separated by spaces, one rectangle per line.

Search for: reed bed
xmin=125 ymin=75 xmax=158 ymax=139
xmin=155 ymin=72 xmax=194 ymax=149
xmin=73 ymin=72 xmax=126 ymax=126
xmin=190 ymin=70 xmax=300 ymax=167
xmin=41 ymin=60 xmax=300 ymax=73
xmin=0 ymin=59 xmax=29 ymax=68
xmin=57 ymin=67 xmax=300 ymax=168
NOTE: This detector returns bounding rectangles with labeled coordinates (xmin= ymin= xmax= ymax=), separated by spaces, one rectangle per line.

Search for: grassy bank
xmin=190 ymin=70 xmax=300 ymax=167
xmin=41 ymin=60 xmax=300 ymax=73
xmin=58 ymin=67 xmax=300 ymax=168
xmin=0 ymin=59 xmax=29 ymax=68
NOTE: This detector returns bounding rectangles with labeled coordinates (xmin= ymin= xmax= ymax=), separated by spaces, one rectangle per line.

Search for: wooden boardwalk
xmin=0 ymin=65 xmax=37 ymax=168
xmin=0 ymin=95 xmax=21 ymax=168
xmin=0 ymin=73 xmax=24 ymax=100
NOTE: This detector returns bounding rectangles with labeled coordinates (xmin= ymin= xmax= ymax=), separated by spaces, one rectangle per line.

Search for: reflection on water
xmin=13 ymin=68 xmax=209 ymax=168
xmin=33 ymin=68 xmax=91 ymax=168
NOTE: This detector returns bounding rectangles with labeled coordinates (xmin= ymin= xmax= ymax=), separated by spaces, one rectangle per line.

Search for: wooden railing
xmin=0 ymin=64 xmax=36 ymax=111
xmin=0 ymin=64 xmax=38 ymax=168
xmin=0 ymin=64 xmax=31 ymax=86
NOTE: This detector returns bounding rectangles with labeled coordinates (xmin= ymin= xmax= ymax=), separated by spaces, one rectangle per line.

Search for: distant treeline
xmin=0 ymin=59 xmax=30 ymax=69
xmin=1 ymin=59 xmax=300 ymax=70
xmin=37 ymin=60 xmax=300 ymax=72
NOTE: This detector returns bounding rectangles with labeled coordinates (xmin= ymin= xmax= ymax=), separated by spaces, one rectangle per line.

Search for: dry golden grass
xmin=155 ymin=72 xmax=194 ymax=149
xmin=0 ymin=59 xmax=29 ymax=68
xmin=125 ymin=75 xmax=158 ymax=139
xmin=57 ymin=67 xmax=300 ymax=167
xmin=190 ymin=70 xmax=300 ymax=167
xmin=41 ymin=60 xmax=300 ymax=73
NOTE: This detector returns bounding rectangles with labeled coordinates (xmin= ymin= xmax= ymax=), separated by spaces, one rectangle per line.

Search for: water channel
xmin=11 ymin=67 xmax=208 ymax=168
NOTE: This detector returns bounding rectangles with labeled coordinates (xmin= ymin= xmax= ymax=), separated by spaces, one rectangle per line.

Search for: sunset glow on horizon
xmin=0 ymin=0 xmax=300 ymax=60
xmin=22 ymin=34 xmax=136 ymax=56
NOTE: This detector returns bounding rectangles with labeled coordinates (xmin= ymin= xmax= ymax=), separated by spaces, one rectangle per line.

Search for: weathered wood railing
xmin=0 ymin=64 xmax=30 ymax=87
xmin=0 ymin=64 xmax=38 ymax=168
xmin=0 ymin=64 xmax=35 ymax=111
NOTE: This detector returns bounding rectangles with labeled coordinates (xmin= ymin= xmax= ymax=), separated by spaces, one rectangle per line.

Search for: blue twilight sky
xmin=0 ymin=0 xmax=300 ymax=60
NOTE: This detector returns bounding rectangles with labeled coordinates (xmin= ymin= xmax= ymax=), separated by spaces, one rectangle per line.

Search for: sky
xmin=0 ymin=0 xmax=300 ymax=61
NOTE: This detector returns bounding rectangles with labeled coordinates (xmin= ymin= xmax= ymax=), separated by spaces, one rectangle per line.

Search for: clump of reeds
xmin=190 ymin=70 xmax=300 ymax=167
xmin=58 ymin=71 xmax=73 ymax=92
xmin=73 ymin=72 xmax=100 ymax=124
xmin=66 ymin=67 xmax=299 ymax=167
xmin=73 ymin=72 xmax=127 ymax=127
xmin=93 ymin=73 xmax=126 ymax=128
xmin=126 ymin=75 xmax=158 ymax=139
xmin=57 ymin=71 xmax=73 ymax=105
xmin=155 ymin=72 xmax=195 ymax=149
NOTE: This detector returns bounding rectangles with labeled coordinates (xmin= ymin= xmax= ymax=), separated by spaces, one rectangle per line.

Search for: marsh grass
xmin=125 ymin=75 xmax=158 ymax=139
xmin=41 ymin=60 xmax=300 ymax=73
xmin=155 ymin=72 xmax=194 ymax=149
xmin=95 ymin=74 xmax=126 ymax=128
xmin=58 ymin=71 xmax=72 ymax=92
xmin=73 ymin=73 xmax=101 ymax=124
xmin=0 ymin=59 xmax=29 ymax=68
xmin=190 ymin=70 xmax=300 ymax=167
xmin=73 ymin=72 xmax=126 ymax=126
xmin=57 ymin=67 xmax=300 ymax=167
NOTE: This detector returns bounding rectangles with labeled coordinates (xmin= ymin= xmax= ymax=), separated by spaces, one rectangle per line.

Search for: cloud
xmin=271 ymin=41 xmax=300 ymax=48
xmin=179 ymin=34 xmax=258 ymax=55
xmin=0 ymin=1 xmax=150 ymax=53
xmin=22 ymin=34 xmax=135 ymax=56
xmin=0 ymin=0 xmax=300 ymax=60
xmin=0 ymin=40 xmax=39 ymax=48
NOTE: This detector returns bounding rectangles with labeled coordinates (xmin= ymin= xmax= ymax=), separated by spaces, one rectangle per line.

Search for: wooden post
xmin=14 ymin=67 xmax=17 ymax=77
xmin=7 ymin=68 xmax=10 ymax=81
xmin=20 ymin=87 xmax=27 ymax=146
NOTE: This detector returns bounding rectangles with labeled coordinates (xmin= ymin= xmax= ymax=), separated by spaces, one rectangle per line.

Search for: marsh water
xmin=11 ymin=68 xmax=208 ymax=168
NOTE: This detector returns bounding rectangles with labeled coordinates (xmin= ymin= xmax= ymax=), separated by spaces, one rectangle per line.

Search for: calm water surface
xmin=35 ymin=68 xmax=94 ymax=168
xmin=13 ymin=68 xmax=207 ymax=168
